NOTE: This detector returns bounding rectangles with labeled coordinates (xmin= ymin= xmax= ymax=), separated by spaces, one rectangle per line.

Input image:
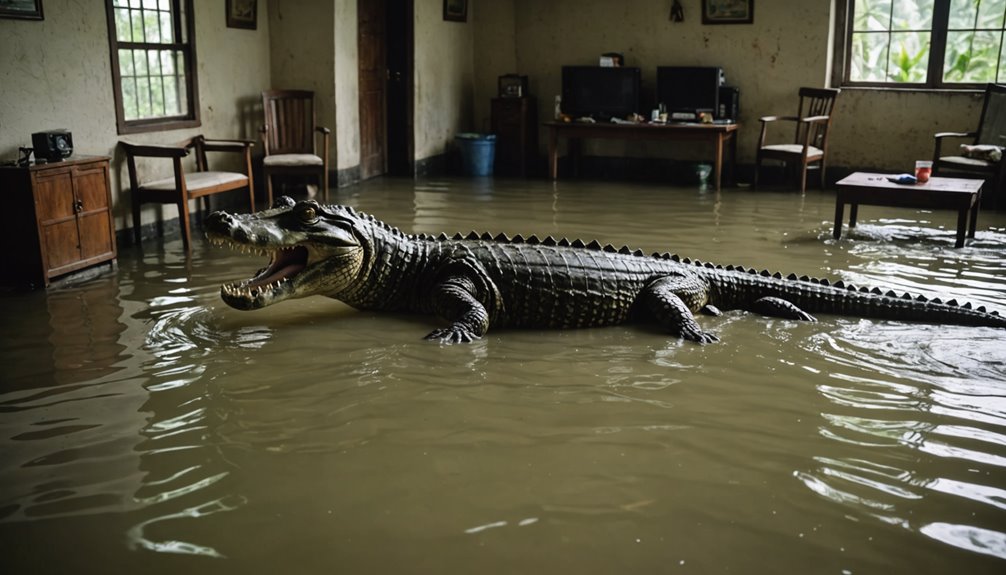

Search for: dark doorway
xmin=385 ymin=0 xmax=414 ymax=176
xmin=358 ymin=0 xmax=413 ymax=180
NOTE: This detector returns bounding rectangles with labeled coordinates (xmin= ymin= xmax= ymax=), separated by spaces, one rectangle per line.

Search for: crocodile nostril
xmin=274 ymin=196 xmax=296 ymax=208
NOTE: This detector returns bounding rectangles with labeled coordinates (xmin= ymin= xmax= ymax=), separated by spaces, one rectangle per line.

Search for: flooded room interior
xmin=2 ymin=1 xmax=1005 ymax=574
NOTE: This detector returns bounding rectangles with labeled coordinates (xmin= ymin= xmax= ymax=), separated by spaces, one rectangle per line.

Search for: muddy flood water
xmin=2 ymin=177 xmax=1005 ymax=574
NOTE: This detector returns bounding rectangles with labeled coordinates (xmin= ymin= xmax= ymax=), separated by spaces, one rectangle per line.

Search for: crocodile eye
xmin=299 ymin=207 xmax=317 ymax=223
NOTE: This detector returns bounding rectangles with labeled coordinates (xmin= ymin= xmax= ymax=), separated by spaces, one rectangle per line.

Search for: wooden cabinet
xmin=491 ymin=97 xmax=538 ymax=177
xmin=0 ymin=156 xmax=117 ymax=287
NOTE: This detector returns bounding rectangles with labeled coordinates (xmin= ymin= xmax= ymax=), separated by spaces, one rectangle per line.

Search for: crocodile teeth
xmin=207 ymin=234 xmax=271 ymax=257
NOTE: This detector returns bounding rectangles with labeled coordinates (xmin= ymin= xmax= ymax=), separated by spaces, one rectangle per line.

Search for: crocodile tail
xmin=814 ymin=289 xmax=1006 ymax=328
xmin=708 ymin=269 xmax=1006 ymax=329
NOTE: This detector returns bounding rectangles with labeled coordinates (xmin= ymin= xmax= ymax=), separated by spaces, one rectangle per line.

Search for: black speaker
xmin=717 ymin=86 xmax=739 ymax=121
xmin=31 ymin=130 xmax=73 ymax=161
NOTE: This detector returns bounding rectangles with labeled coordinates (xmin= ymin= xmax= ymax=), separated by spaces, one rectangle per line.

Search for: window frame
xmin=105 ymin=0 xmax=200 ymax=134
xmin=834 ymin=0 xmax=1002 ymax=91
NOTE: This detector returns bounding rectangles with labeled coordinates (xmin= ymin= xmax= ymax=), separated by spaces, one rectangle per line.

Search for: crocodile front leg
xmin=638 ymin=275 xmax=719 ymax=344
xmin=424 ymin=276 xmax=491 ymax=343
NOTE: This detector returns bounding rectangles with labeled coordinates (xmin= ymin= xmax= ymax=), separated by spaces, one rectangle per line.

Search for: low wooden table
xmin=544 ymin=121 xmax=738 ymax=191
xmin=833 ymin=172 xmax=984 ymax=248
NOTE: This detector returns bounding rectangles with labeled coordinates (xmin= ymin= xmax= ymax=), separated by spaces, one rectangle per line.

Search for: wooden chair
xmin=121 ymin=135 xmax=255 ymax=251
xmin=932 ymin=83 xmax=1006 ymax=210
xmin=753 ymin=87 xmax=841 ymax=193
xmin=260 ymin=89 xmax=331 ymax=205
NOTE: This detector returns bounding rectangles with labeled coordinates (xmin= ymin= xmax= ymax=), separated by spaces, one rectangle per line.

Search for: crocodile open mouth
xmin=220 ymin=245 xmax=309 ymax=306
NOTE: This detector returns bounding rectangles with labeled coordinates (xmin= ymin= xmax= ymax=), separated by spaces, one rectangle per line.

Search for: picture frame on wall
xmin=226 ymin=0 xmax=257 ymax=30
xmin=701 ymin=0 xmax=753 ymax=25
xmin=443 ymin=0 xmax=467 ymax=23
xmin=0 ymin=0 xmax=44 ymax=20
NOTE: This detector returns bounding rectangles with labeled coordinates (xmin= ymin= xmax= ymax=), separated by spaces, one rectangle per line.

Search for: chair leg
xmin=265 ymin=171 xmax=274 ymax=208
xmin=178 ymin=198 xmax=192 ymax=252
xmin=321 ymin=168 xmax=329 ymax=204
xmin=132 ymin=193 xmax=142 ymax=246
xmin=819 ymin=162 xmax=827 ymax=190
xmin=799 ymin=162 xmax=808 ymax=194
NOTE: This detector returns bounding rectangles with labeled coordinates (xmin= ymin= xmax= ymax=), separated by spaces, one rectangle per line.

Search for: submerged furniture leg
xmin=968 ymin=191 xmax=981 ymax=238
xmin=713 ymin=133 xmax=724 ymax=191
xmin=833 ymin=199 xmax=844 ymax=239
xmin=728 ymin=130 xmax=737 ymax=186
xmin=956 ymin=209 xmax=968 ymax=248
xmin=548 ymin=125 xmax=559 ymax=179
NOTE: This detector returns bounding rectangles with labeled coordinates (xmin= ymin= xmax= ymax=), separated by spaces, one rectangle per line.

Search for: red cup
xmin=915 ymin=161 xmax=932 ymax=183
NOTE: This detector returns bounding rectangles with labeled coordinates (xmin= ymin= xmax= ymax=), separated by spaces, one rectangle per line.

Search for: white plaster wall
xmin=196 ymin=1 xmax=272 ymax=144
xmin=414 ymin=0 xmax=475 ymax=160
xmin=833 ymin=89 xmax=984 ymax=169
xmin=334 ymin=0 xmax=360 ymax=171
xmin=0 ymin=1 xmax=119 ymax=164
xmin=0 ymin=0 xmax=272 ymax=232
xmin=473 ymin=0 xmax=517 ymax=133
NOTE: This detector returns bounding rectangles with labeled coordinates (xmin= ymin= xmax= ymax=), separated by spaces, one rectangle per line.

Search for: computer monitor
xmin=561 ymin=66 xmax=642 ymax=121
xmin=657 ymin=66 xmax=723 ymax=118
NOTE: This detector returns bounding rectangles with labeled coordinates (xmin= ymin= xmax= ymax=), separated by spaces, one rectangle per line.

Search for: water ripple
xmin=800 ymin=308 xmax=1006 ymax=554
xmin=920 ymin=522 xmax=1006 ymax=560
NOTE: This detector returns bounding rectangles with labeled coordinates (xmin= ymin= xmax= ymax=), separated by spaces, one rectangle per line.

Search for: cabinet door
xmin=34 ymin=169 xmax=81 ymax=271
xmin=493 ymin=99 xmax=523 ymax=127
xmin=73 ymin=165 xmax=115 ymax=260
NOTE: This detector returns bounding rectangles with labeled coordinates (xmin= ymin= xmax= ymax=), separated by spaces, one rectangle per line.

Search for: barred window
xmin=106 ymin=0 xmax=199 ymax=133
xmin=840 ymin=0 xmax=1006 ymax=88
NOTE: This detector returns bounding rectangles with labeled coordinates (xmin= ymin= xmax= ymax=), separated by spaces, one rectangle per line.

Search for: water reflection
xmin=0 ymin=278 xmax=145 ymax=528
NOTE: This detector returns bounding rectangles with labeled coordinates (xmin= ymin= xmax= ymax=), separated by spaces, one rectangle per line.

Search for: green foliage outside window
xmin=848 ymin=0 xmax=1006 ymax=86
xmin=112 ymin=0 xmax=189 ymax=122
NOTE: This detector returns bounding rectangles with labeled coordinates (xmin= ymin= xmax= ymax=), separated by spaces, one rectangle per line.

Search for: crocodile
xmin=204 ymin=196 xmax=1006 ymax=344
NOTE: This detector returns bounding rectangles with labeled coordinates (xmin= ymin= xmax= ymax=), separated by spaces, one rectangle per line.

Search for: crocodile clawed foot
xmin=424 ymin=327 xmax=480 ymax=344
xmin=680 ymin=327 xmax=720 ymax=344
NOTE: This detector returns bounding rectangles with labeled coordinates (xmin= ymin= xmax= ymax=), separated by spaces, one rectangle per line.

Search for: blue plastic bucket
xmin=456 ymin=133 xmax=496 ymax=176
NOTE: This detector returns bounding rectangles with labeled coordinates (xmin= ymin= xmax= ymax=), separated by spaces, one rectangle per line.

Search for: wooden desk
xmin=834 ymin=172 xmax=984 ymax=248
xmin=544 ymin=121 xmax=739 ymax=191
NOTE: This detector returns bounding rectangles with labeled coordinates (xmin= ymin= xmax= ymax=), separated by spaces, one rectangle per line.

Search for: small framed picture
xmin=226 ymin=0 xmax=257 ymax=30
xmin=0 ymin=0 xmax=44 ymax=21
xmin=702 ymin=0 xmax=753 ymax=25
xmin=443 ymin=0 xmax=467 ymax=23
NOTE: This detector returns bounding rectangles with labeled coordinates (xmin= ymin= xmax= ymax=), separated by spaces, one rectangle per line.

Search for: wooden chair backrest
xmin=795 ymin=87 xmax=840 ymax=150
xmin=976 ymin=83 xmax=1006 ymax=147
xmin=261 ymin=90 xmax=317 ymax=156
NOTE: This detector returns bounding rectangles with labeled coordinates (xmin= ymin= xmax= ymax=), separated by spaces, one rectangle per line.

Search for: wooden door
xmin=73 ymin=163 xmax=115 ymax=262
xmin=358 ymin=0 xmax=387 ymax=180
xmin=34 ymin=169 xmax=79 ymax=272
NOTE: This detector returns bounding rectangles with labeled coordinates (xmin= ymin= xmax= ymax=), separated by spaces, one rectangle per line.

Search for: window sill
xmin=837 ymin=85 xmax=985 ymax=96
xmin=117 ymin=118 xmax=202 ymax=136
